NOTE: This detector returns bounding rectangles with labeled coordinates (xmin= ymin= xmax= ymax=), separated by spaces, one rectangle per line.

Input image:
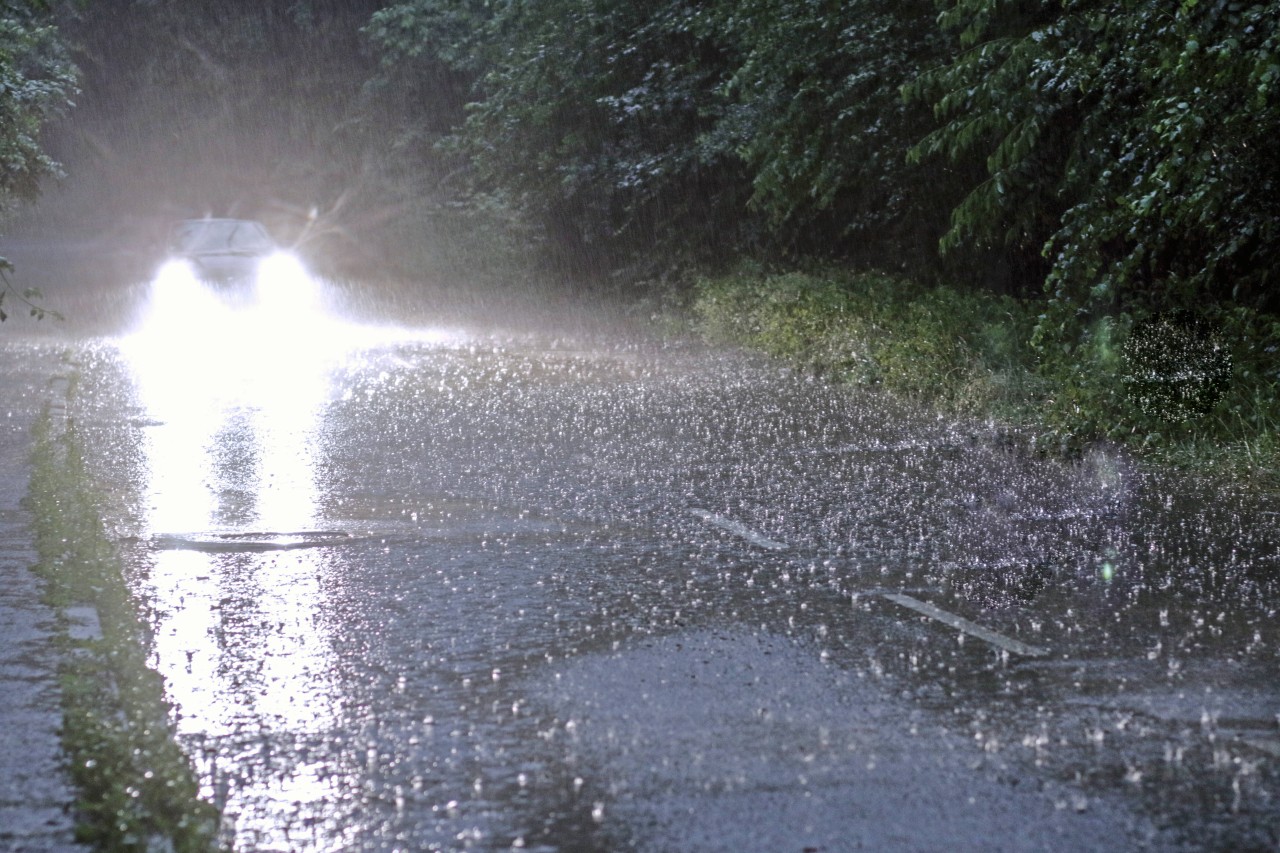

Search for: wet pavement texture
xmin=0 ymin=342 xmax=84 ymax=851
xmin=4 ymin=275 xmax=1279 ymax=851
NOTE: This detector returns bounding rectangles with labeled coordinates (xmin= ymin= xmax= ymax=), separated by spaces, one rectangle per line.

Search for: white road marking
xmin=1243 ymin=737 xmax=1280 ymax=759
xmin=685 ymin=511 xmax=1048 ymax=657
xmin=689 ymin=509 xmax=790 ymax=552
xmin=881 ymin=593 xmax=1049 ymax=658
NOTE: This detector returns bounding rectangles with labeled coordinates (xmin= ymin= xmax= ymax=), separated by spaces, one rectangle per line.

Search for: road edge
xmin=25 ymin=366 xmax=221 ymax=851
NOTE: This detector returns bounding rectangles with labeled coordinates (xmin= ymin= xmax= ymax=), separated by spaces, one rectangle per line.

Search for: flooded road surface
xmin=14 ymin=272 xmax=1280 ymax=851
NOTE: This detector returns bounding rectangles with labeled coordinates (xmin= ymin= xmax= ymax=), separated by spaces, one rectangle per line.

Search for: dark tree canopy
xmin=47 ymin=1 xmax=385 ymax=237
xmin=908 ymin=0 xmax=1280 ymax=314
xmin=0 ymin=0 xmax=77 ymax=209
xmin=0 ymin=0 xmax=77 ymax=322
xmin=366 ymin=0 xmax=1279 ymax=314
xmin=11 ymin=0 xmax=1279 ymax=317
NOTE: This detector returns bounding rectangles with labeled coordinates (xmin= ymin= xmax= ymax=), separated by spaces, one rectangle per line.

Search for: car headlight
xmin=257 ymin=251 xmax=307 ymax=284
xmin=155 ymin=258 xmax=198 ymax=288
xmin=150 ymin=258 xmax=204 ymax=316
xmin=144 ymin=257 xmax=229 ymax=334
xmin=255 ymin=251 xmax=316 ymax=311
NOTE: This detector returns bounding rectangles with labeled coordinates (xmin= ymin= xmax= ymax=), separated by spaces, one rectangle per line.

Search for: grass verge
xmin=689 ymin=265 xmax=1042 ymax=416
xmin=685 ymin=265 xmax=1280 ymax=488
xmin=26 ymin=399 xmax=219 ymax=851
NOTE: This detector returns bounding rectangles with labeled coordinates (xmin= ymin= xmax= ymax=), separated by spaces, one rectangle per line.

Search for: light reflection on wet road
xmin=37 ymin=286 xmax=1280 ymax=850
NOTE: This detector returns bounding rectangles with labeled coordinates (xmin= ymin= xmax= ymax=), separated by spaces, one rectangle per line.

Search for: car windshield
xmin=170 ymin=220 xmax=274 ymax=254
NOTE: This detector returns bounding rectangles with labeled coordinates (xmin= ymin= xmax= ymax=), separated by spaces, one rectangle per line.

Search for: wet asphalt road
xmin=6 ymin=272 xmax=1280 ymax=851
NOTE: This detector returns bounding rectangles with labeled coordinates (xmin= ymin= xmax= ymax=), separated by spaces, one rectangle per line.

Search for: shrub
xmin=690 ymin=266 xmax=1280 ymax=485
xmin=692 ymin=266 xmax=1039 ymax=415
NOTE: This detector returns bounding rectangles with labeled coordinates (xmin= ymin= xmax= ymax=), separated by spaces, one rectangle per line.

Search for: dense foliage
xmin=0 ymin=0 xmax=77 ymax=320
xmin=691 ymin=266 xmax=1278 ymax=480
xmin=368 ymin=1 xmax=1278 ymax=301
xmin=711 ymin=0 xmax=959 ymax=272
xmin=908 ymin=0 xmax=1280 ymax=310
xmin=693 ymin=266 xmax=1040 ymax=411
xmin=0 ymin=1 xmax=75 ymax=207
xmin=43 ymin=0 xmax=1280 ymax=317
xmin=364 ymin=0 xmax=1278 ymax=460
xmin=367 ymin=0 xmax=965 ymax=277
xmin=371 ymin=0 xmax=752 ymax=276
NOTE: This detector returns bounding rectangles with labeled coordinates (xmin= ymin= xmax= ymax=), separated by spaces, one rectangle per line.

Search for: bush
xmin=692 ymin=266 xmax=1039 ymax=415
xmin=690 ymin=266 xmax=1280 ymax=485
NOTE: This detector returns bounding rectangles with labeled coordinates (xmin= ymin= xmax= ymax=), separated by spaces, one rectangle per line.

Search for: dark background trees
xmin=908 ymin=0 xmax=1280 ymax=316
xmin=0 ymin=1 xmax=76 ymax=209
xmin=27 ymin=0 xmax=387 ymax=274
xmin=0 ymin=0 xmax=77 ymax=319
xmin=366 ymin=0 xmax=1279 ymax=317
xmin=365 ymin=0 xmax=971 ymax=282
xmin=8 ymin=0 xmax=1278 ymax=317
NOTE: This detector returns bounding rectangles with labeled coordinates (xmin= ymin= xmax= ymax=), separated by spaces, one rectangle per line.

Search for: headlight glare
xmin=155 ymin=258 xmax=198 ymax=288
xmin=256 ymin=251 xmax=316 ymax=313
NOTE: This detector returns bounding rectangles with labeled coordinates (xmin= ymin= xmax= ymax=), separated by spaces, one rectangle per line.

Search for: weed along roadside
xmin=26 ymin=384 xmax=219 ymax=851
xmin=687 ymin=266 xmax=1280 ymax=487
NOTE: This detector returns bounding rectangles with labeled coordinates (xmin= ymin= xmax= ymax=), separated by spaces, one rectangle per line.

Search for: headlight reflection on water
xmin=122 ymin=258 xmax=342 ymax=699
xmin=117 ymin=262 xmax=461 ymax=848
xmin=122 ymin=254 xmax=465 ymax=532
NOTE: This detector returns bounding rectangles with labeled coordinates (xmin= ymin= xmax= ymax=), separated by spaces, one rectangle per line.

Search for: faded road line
xmin=881 ymin=593 xmax=1049 ymax=658
xmin=1243 ymin=737 xmax=1280 ymax=759
xmin=689 ymin=509 xmax=790 ymax=551
xmin=685 ymin=510 xmax=1046 ymax=657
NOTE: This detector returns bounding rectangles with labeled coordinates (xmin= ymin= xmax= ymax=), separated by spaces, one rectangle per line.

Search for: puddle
xmin=152 ymin=531 xmax=357 ymax=552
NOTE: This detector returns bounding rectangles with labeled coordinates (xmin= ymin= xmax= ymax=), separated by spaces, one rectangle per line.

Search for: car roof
xmin=173 ymin=217 xmax=266 ymax=226
xmin=169 ymin=218 xmax=275 ymax=252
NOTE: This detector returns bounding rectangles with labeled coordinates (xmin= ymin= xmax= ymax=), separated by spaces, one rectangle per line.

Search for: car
xmin=164 ymin=218 xmax=278 ymax=284
xmin=154 ymin=218 xmax=311 ymax=311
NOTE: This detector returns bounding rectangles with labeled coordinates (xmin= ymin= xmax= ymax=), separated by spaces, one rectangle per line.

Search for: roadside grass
xmin=690 ymin=265 xmax=1043 ymax=418
xmin=686 ymin=265 xmax=1280 ymax=488
xmin=26 ymin=397 xmax=219 ymax=851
